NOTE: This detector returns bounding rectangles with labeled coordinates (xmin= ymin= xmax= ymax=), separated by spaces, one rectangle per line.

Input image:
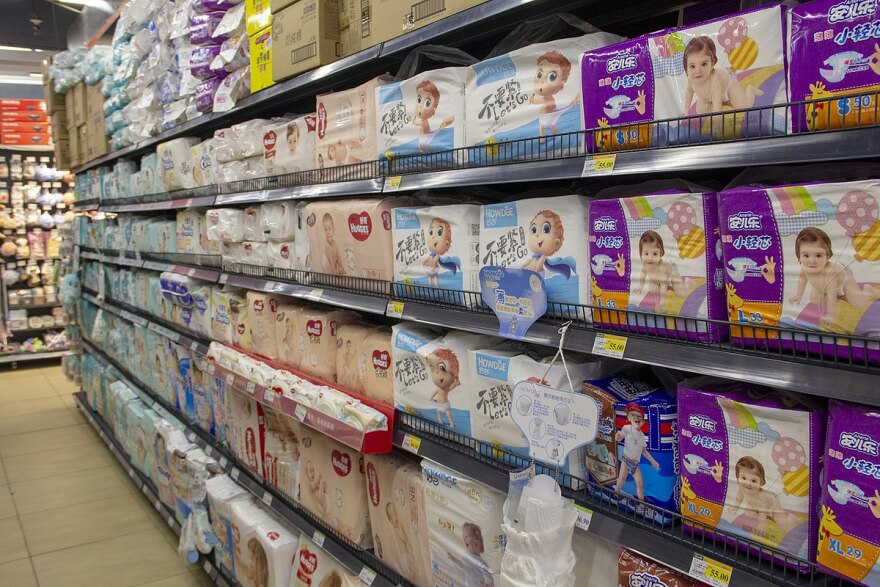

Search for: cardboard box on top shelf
xmin=51 ymin=110 xmax=68 ymax=136
xmin=54 ymin=139 xmax=71 ymax=169
xmin=1 ymin=110 xmax=48 ymax=123
xmin=271 ymin=0 xmax=340 ymax=83
xmin=0 ymin=99 xmax=46 ymax=112
xmin=68 ymin=125 xmax=80 ymax=167
xmin=270 ymin=0 xmax=296 ymax=12
xmin=77 ymin=126 xmax=88 ymax=165
xmin=250 ymin=26 xmax=275 ymax=93
xmin=246 ymin=0 xmax=272 ymax=36
xmin=86 ymin=128 xmax=107 ymax=161
xmin=1 ymin=121 xmax=50 ymax=135
xmin=86 ymin=82 xmax=104 ymax=118
xmin=72 ymin=82 xmax=87 ymax=127
xmin=65 ymin=91 xmax=76 ymax=129
xmin=43 ymin=81 xmax=66 ymax=114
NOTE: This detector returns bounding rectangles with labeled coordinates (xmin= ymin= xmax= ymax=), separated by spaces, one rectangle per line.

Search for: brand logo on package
xmin=263 ymin=130 xmax=277 ymax=155
xmin=607 ymin=52 xmax=638 ymax=73
xmin=473 ymin=54 xmax=517 ymax=86
xmin=317 ymin=103 xmax=327 ymax=139
xmin=332 ymin=450 xmax=352 ymax=476
xmin=372 ymin=350 xmax=390 ymax=370
xmin=269 ymin=299 xmax=277 ymax=312
xmin=475 ymin=353 xmax=510 ymax=381
xmin=378 ymin=83 xmax=405 ymax=105
xmin=349 ymin=212 xmax=373 ymax=241
xmin=237 ymin=323 xmax=245 ymax=335
xmin=593 ymin=215 xmax=618 ymax=232
xmin=280 ymin=245 xmax=289 ymax=259
xmin=304 ymin=115 xmax=317 ymax=133
xmin=394 ymin=331 xmax=428 ymax=353
xmin=828 ymin=0 xmax=877 ymax=23
xmin=688 ymin=414 xmax=717 ymax=433
xmin=299 ymin=549 xmax=317 ymax=575
xmin=306 ymin=320 xmax=323 ymax=337
xmin=254 ymin=299 xmax=264 ymax=311
xmin=629 ymin=572 xmax=666 ymax=587
xmin=840 ymin=431 xmax=880 ymax=455
xmin=366 ymin=462 xmax=380 ymax=506
xmin=394 ymin=209 xmax=421 ymax=230
xmin=267 ymin=531 xmax=279 ymax=541
xmin=483 ymin=203 xmax=517 ymax=228
xmin=382 ymin=210 xmax=392 ymax=231
xmin=423 ymin=465 xmax=457 ymax=487
xmin=727 ymin=212 xmax=762 ymax=231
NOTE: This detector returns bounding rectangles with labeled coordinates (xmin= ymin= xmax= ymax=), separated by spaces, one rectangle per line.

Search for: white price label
xmin=219 ymin=457 xmax=228 ymax=468
xmin=263 ymin=389 xmax=277 ymax=404
xmin=186 ymin=431 xmax=196 ymax=442
xmin=400 ymin=434 xmax=421 ymax=454
xmin=385 ymin=176 xmax=402 ymax=192
xmin=186 ymin=268 xmax=196 ymax=277
xmin=128 ymin=468 xmax=135 ymax=479
xmin=385 ymin=301 xmax=404 ymax=318
xmin=203 ymin=561 xmax=212 ymax=574
xmin=246 ymin=381 xmax=256 ymax=394
xmin=591 ymin=333 xmax=627 ymax=359
xmin=574 ymin=505 xmax=593 ymax=532
xmin=205 ymin=446 xmax=213 ymax=457
xmin=312 ymin=531 xmax=325 ymax=547
xmin=231 ymin=468 xmax=240 ymax=480
xmin=261 ymin=492 xmax=273 ymax=507
xmin=304 ymin=288 xmax=323 ymax=302
xmin=582 ymin=153 xmax=617 ymax=177
xmin=219 ymin=274 xmax=228 ymax=285
xmin=294 ymin=404 xmax=308 ymax=422
xmin=154 ymin=500 xmax=162 ymax=511
xmin=358 ymin=567 xmax=377 ymax=585
xmin=141 ymin=484 xmax=150 ymax=495
xmin=689 ymin=554 xmax=733 ymax=587
xmin=190 ymin=341 xmax=199 ymax=352
xmin=167 ymin=515 xmax=175 ymax=527
xmin=225 ymin=373 xmax=235 ymax=385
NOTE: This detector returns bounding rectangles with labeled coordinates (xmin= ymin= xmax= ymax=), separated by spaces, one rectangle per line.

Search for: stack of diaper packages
xmin=207 ymin=474 xmax=251 ymax=576
xmin=589 ymin=186 xmax=726 ymax=342
xmin=260 ymin=201 xmax=297 ymax=270
xmin=466 ymin=30 xmax=623 ymax=163
xmin=191 ymin=139 xmax=218 ymax=187
xmin=581 ymin=372 xmax=679 ymax=523
xmin=392 ymin=202 xmax=481 ymax=304
xmin=618 ymin=549 xmax=705 ymax=587
xmin=582 ymin=4 xmax=787 ymax=151
xmin=817 ymin=400 xmax=880 ymax=586
xmin=480 ymin=194 xmax=592 ymax=312
xmin=228 ymin=497 xmax=277 ymax=587
xmin=718 ymin=178 xmax=880 ymax=362
xmin=261 ymin=405 xmax=302 ymax=500
xmin=365 ymin=453 xmax=433 ymax=587
xmin=292 ymin=533 xmax=360 ymax=586
xmin=157 ymin=137 xmax=200 ymax=191
xmin=422 ymin=460 xmax=505 ymax=587
xmin=263 ymin=115 xmax=317 ymax=175
xmin=788 ymin=0 xmax=880 ymax=133
xmin=229 ymin=391 xmax=266 ymax=479
xmin=245 ymin=512 xmax=301 ymax=587
xmin=677 ymin=377 xmax=825 ymax=569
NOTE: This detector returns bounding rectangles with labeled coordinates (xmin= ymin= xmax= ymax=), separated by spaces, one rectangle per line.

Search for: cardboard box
xmin=43 ymin=83 xmax=66 ymax=114
xmin=246 ymin=0 xmax=272 ymax=36
xmin=65 ymin=93 xmax=76 ymax=129
xmin=250 ymin=27 xmax=275 ymax=93
xmin=1 ymin=110 xmax=48 ymax=122
xmin=69 ymin=126 xmax=80 ymax=167
xmin=86 ymin=82 xmax=104 ymax=118
xmin=51 ymin=110 xmax=68 ymax=133
xmin=0 ymin=99 xmax=46 ymax=112
xmin=270 ymin=0 xmax=296 ymax=12
xmin=54 ymin=139 xmax=71 ymax=169
xmin=0 ymin=132 xmax=52 ymax=146
xmin=77 ymin=126 xmax=87 ymax=165
xmin=272 ymin=0 xmax=340 ymax=83
xmin=72 ymin=82 xmax=87 ymax=127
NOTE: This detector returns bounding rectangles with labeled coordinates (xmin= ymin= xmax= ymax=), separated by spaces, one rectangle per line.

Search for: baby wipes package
xmin=392 ymin=203 xmax=481 ymax=302
xmin=583 ymin=5 xmax=787 ymax=151
xmin=466 ymin=32 xmax=622 ymax=163
xmin=677 ymin=377 xmax=824 ymax=569
xmin=480 ymin=195 xmax=591 ymax=309
xmin=788 ymin=0 xmax=880 ymax=133
xmin=263 ymin=115 xmax=317 ymax=175
xmin=589 ymin=190 xmax=726 ymax=342
xmin=157 ymin=137 xmax=200 ymax=191
xmin=422 ymin=460 xmax=505 ymax=587
xmin=718 ymin=179 xmax=880 ymax=362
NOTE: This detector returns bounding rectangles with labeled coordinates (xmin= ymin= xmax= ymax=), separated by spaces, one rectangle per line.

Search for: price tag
xmin=225 ymin=373 xmax=235 ymax=385
xmin=190 ymin=341 xmax=199 ymax=352
xmin=261 ymin=492 xmax=273 ymax=507
xmin=582 ymin=153 xmax=617 ymax=177
xmin=385 ymin=301 xmax=404 ymax=319
xmin=263 ymin=389 xmax=277 ymax=404
xmin=294 ymin=404 xmax=308 ymax=422
xmin=400 ymin=434 xmax=421 ymax=454
xmin=574 ymin=505 xmax=593 ymax=532
xmin=186 ymin=267 xmax=196 ymax=277
xmin=219 ymin=274 xmax=228 ymax=285
xmin=167 ymin=515 xmax=175 ymax=528
xmin=219 ymin=457 xmax=228 ymax=468
xmin=304 ymin=288 xmax=323 ymax=302
xmin=230 ymin=467 xmax=240 ymax=480
xmin=312 ymin=530 xmax=325 ymax=547
xmin=358 ymin=567 xmax=377 ymax=585
xmin=591 ymin=333 xmax=627 ymax=359
xmin=205 ymin=446 xmax=213 ymax=457
xmin=128 ymin=468 xmax=136 ymax=479
xmin=142 ymin=484 xmax=150 ymax=496
xmin=385 ymin=176 xmax=402 ymax=191
xmin=186 ymin=431 xmax=196 ymax=442
xmin=689 ymin=554 xmax=732 ymax=587
xmin=203 ymin=561 xmax=212 ymax=574
xmin=154 ymin=500 xmax=162 ymax=512
xmin=246 ymin=381 xmax=256 ymax=394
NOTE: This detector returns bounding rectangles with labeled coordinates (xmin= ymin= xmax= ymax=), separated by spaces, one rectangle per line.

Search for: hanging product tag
xmin=479 ymin=267 xmax=547 ymax=340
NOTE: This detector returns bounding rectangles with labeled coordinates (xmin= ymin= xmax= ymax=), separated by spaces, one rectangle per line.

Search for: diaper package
xmin=191 ymin=360 xmax=216 ymax=436
xmin=229 ymin=499 xmax=277 ymax=587
xmin=230 ymin=289 xmax=254 ymax=352
xmin=480 ymin=195 xmax=591 ymax=309
xmin=295 ymin=306 xmax=358 ymax=383
xmin=818 ymin=400 xmax=880 ymax=586
xmin=297 ymin=427 xmax=372 ymax=547
xmin=243 ymin=206 xmax=267 ymax=242
xmin=335 ymin=322 xmax=375 ymax=394
xmin=246 ymin=291 xmax=280 ymax=360
xmin=206 ymin=208 xmax=245 ymax=242
xmin=677 ymin=378 xmax=824 ymax=569
xmin=315 ymin=76 xmax=394 ymax=171
xmin=206 ymin=474 xmax=251 ymax=577
xmin=583 ymin=5 xmax=787 ymax=151
xmin=191 ymin=139 xmax=217 ymax=186
xmin=365 ymin=453 xmax=432 ymax=587
xmin=788 ymin=0 xmax=880 ymax=133
xmin=589 ymin=190 xmax=726 ymax=342
xmin=392 ymin=204 xmax=481 ymax=302
xmin=260 ymin=201 xmax=296 ymax=241
xmin=157 ymin=137 xmax=200 ymax=191
xmin=619 ymin=549 xmax=704 ymax=587
xmin=262 ymin=406 xmax=301 ymax=500
xmin=376 ymin=67 xmax=468 ymax=162
xmin=274 ymin=304 xmax=306 ymax=371
xmin=422 ymin=460 xmax=505 ymax=587
xmin=292 ymin=533 xmax=359 ymax=587
xmin=265 ymin=241 xmax=296 ymax=269
xmin=581 ymin=374 xmax=678 ymax=523
xmin=718 ymin=179 xmax=880 ymax=362
xmin=191 ymin=284 xmax=214 ymax=337
xmin=177 ymin=209 xmax=209 ymax=254
xmin=250 ymin=516 xmax=300 ymax=587
xmin=466 ymin=32 xmax=623 ymax=163
xmin=360 ymin=328 xmax=394 ymax=406
xmin=212 ymin=286 xmax=240 ymax=343
xmin=230 ymin=391 xmax=265 ymax=479
xmin=263 ymin=115 xmax=317 ymax=175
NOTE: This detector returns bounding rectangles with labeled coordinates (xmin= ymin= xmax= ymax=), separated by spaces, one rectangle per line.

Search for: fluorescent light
xmin=57 ymin=0 xmax=112 ymax=8
xmin=0 ymin=45 xmax=33 ymax=52
xmin=0 ymin=75 xmax=44 ymax=85
xmin=29 ymin=73 xmax=43 ymax=78
xmin=33 ymin=49 xmax=43 ymax=53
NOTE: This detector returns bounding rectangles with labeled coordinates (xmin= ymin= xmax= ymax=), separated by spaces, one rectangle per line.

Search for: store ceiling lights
xmin=0 ymin=75 xmax=44 ymax=85
xmin=0 ymin=45 xmax=36 ymax=52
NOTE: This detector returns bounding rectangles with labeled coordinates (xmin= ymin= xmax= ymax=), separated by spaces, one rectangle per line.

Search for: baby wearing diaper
xmin=682 ymin=36 xmax=762 ymax=117
xmin=427 ymin=348 xmax=461 ymax=429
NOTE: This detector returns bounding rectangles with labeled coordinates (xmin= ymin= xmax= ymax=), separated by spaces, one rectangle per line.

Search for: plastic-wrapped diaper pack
xmin=230 ymin=289 xmax=254 ymax=352
xmin=392 ymin=323 xmax=496 ymax=437
xmin=583 ymin=5 xmax=787 ymax=151
xmin=247 ymin=291 xmax=280 ymax=360
xmin=295 ymin=306 xmax=358 ymax=383
xmin=377 ymin=67 xmax=468 ymax=162
xmin=157 ymin=137 xmax=200 ymax=191
xmin=818 ymin=400 xmax=880 ymax=586
xmin=177 ymin=209 xmax=209 ymax=254
xmin=581 ymin=373 xmax=678 ymax=523
xmin=265 ymin=241 xmax=296 ymax=269
xmin=249 ymin=515 xmax=300 ymax=587
xmin=335 ymin=322 xmax=374 ymax=394
xmin=392 ymin=203 xmax=481 ymax=302
xmin=422 ymin=460 xmax=505 ymax=587
xmin=466 ymin=32 xmax=622 ymax=163
xmin=365 ymin=453 xmax=433 ymax=587
xmin=315 ymin=76 xmax=394 ymax=171
xmin=243 ymin=206 xmax=266 ymax=242
xmin=618 ymin=549 xmax=703 ymax=587
xmin=718 ymin=179 xmax=880 ymax=362
xmin=589 ymin=189 xmax=726 ymax=341
xmin=297 ymin=427 xmax=372 ymax=547
xmin=293 ymin=201 xmax=312 ymax=274
xmin=263 ymin=115 xmax=317 ymax=175
xmin=262 ymin=406 xmax=301 ymax=500
xmin=206 ymin=474 xmax=251 ymax=578
xmin=359 ymin=328 xmax=394 ymax=406
xmin=292 ymin=533 xmax=359 ymax=587
xmin=230 ymin=388 xmax=265 ymax=478
xmin=229 ymin=498 xmax=277 ymax=587
xmin=480 ymin=195 xmax=592 ymax=309
xmin=260 ymin=201 xmax=296 ymax=241
xmin=191 ymin=139 xmax=217 ymax=186
xmin=207 ymin=208 xmax=246 ymax=242
xmin=273 ymin=304 xmax=305 ymax=371
xmin=191 ymin=284 xmax=214 ymax=337
xmin=153 ymin=420 xmax=193 ymax=509
xmin=190 ymin=359 xmax=216 ymax=436
xmin=788 ymin=0 xmax=880 ymax=133
xmin=677 ymin=377 xmax=825 ymax=569
xmin=212 ymin=286 xmax=239 ymax=343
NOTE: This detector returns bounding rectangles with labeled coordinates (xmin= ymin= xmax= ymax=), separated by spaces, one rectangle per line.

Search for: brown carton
xmin=72 ymin=82 xmax=87 ymax=127
xmin=271 ymin=0 xmax=340 ymax=83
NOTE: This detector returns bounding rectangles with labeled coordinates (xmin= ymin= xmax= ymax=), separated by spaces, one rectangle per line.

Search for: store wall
xmin=0 ymin=84 xmax=46 ymax=99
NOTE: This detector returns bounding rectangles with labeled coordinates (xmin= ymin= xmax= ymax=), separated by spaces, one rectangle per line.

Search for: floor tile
xmin=31 ymin=528 xmax=194 ymax=587
xmin=0 ymin=424 xmax=94 ymax=458
xmin=0 ymin=396 xmax=66 ymax=419
xmin=0 ymin=558 xmax=38 ymax=587
xmin=0 ymin=377 xmax=56 ymax=403
xmin=137 ymin=572 xmax=208 ymax=587
xmin=0 ymin=485 xmax=15 ymax=520
xmin=3 ymin=439 xmax=112 ymax=483
xmin=0 ymin=366 xmax=47 ymax=381
xmin=20 ymin=491 xmax=155 ymax=555
xmin=56 ymin=391 xmax=78 ymax=411
xmin=0 ymin=407 xmax=81 ymax=437
xmin=50 ymin=378 xmax=79 ymax=394
xmin=11 ymin=465 xmax=132 ymax=515
xmin=0 ymin=462 xmax=6 ymax=485
xmin=0 ymin=517 xmax=29 ymax=564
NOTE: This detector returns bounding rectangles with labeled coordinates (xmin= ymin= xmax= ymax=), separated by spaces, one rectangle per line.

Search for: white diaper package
xmin=191 ymin=139 xmax=217 ymax=187
xmin=250 ymin=516 xmax=300 ymax=587
xmin=466 ymin=33 xmax=623 ymax=162
xmin=230 ymin=290 xmax=254 ymax=352
xmin=360 ymin=328 xmax=394 ymax=406
xmin=246 ymin=291 xmax=280 ymax=360
xmin=293 ymin=201 xmax=311 ymax=273
xmin=241 ymin=241 xmax=268 ymax=266
xmin=157 ymin=137 xmax=200 ymax=191
xmin=230 ymin=392 xmax=265 ymax=478
xmin=206 ymin=208 xmax=246 ymax=242
xmin=274 ymin=304 xmax=307 ymax=371
xmin=206 ymin=475 xmax=251 ymax=577
xmin=295 ymin=307 xmax=359 ymax=383
xmin=232 ymin=119 xmax=270 ymax=159
xmin=263 ymin=115 xmax=317 ymax=175
xmin=212 ymin=286 xmax=241 ymax=343
xmin=422 ymin=460 xmax=505 ymax=587
xmin=262 ymin=406 xmax=301 ymax=500
xmin=212 ymin=127 xmax=240 ymax=163
xmin=176 ymin=209 xmax=209 ymax=254
xmin=191 ymin=284 xmax=214 ymax=336
xmin=229 ymin=499 xmax=276 ymax=587
xmin=291 ymin=533 xmax=359 ymax=586
xmin=376 ymin=67 xmax=467 ymax=161
xmin=218 ymin=160 xmax=249 ymax=183
xmin=243 ymin=206 xmax=267 ymax=241
xmin=222 ymin=242 xmax=244 ymax=265
xmin=480 ymin=194 xmax=592 ymax=311
xmin=190 ymin=360 xmax=216 ymax=435
xmin=260 ymin=201 xmax=296 ymax=241
xmin=265 ymin=241 xmax=296 ymax=269
xmin=336 ymin=322 xmax=375 ymax=394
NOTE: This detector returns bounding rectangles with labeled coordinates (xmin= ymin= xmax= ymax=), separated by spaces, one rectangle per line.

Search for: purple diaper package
xmin=719 ymin=179 xmax=880 ymax=363
xmin=190 ymin=45 xmax=223 ymax=79
xmin=678 ymin=377 xmax=825 ymax=570
xmin=788 ymin=0 xmax=880 ymax=133
xmin=818 ymin=400 xmax=880 ymax=586
xmin=589 ymin=190 xmax=726 ymax=342
xmin=196 ymin=77 xmax=224 ymax=113
xmin=581 ymin=4 xmax=788 ymax=152
xmin=192 ymin=0 xmax=240 ymax=13
xmin=190 ymin=12 xmax=226 ymax=45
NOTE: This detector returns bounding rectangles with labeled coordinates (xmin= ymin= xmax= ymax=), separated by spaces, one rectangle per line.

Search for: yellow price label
xmin=689 ymin=554 xmax=732 ymax=587
xmin=583 ymin=154 xmax=617 ymax=177
xmin=591 ymin=333 xmax=628 ymax=358
xmin=401 ymin=434 xmax=421 ymax=454
xmin=386 ymin=301 xmax=405 ymax=318
xmin=386 ymin=176 xmax=402 ymax=191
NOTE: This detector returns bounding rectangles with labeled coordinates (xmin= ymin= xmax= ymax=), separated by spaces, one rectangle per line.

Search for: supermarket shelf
xmin=100 ymin=195 xmax=216 ymax=213
xmin=7 ymin=302 xmax=62 ymax=310
xmin=81 ymin=341 xmax=405 ymax=587
xmin=9 ymin=324 xmax=66 ymax=334
xmin=0 ymin=349 xmax=69 ymax=364
xmin=73 ymin=392 xmax=234 ymax=587
xmin=214 ymin=178 xmax=386 ymax=205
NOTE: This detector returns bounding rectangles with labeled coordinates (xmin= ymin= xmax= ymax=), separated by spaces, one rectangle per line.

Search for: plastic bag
xmin=486 ymin=13 xmax=602 ymax=58
xmin=395 ymin=44 xmax=477 ymax=79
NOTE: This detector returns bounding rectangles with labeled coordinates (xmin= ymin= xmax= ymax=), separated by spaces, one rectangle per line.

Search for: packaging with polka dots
xmin=719 ymin=179 xmax=880 ymax=363
xmin=588 ymin=190 xmax=726 ymax=342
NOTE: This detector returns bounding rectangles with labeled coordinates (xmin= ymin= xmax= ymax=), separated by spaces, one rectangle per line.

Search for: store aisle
xmin=0 ymin=364 xmax=214 ymax=587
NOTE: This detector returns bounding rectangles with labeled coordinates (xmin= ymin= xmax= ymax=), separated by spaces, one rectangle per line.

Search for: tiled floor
xmin=0 ymin=363 xmax=215 ymax=587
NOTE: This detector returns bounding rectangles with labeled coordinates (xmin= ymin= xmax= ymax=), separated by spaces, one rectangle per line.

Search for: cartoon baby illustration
xmin=321 ymin=213 xmax=345 ymax=275
xmin=615 ymin=403 xmax=660 ymax=502
xmin=789 ymin=227 xmax=879 ymax=328
xmin=413 ymin=81 xmax=455 ymax=153
xmin=636 ymin=230 xmax=684 ymax=312
xmin=531 ymin=51 xmax=580 ymax=140
xmin=521 ymin=210 xmax=573 ymax=279
xmin=423 ymin=218 xmax=459 ymax=287
xmin=447 ymin=522 xmax=494 ymax=587
xmin=682 ymin=36 xmax=763 ymax=115
xmin=427 ymin=348 xmax=461 ymax=428
xmin=730 ymin=456 xmax=780 ymax=536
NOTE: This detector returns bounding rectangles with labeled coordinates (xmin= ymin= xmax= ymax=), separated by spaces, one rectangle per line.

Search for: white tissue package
xmin=191 ymin=139 xmax=217 ymax=186
xmin=263 ymin=115 xmax=317 ymax=175
xmin=157 ymin=137 xmax=200 ymax=191
xmin=206 ymin=208 xmax=246 ymax=242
